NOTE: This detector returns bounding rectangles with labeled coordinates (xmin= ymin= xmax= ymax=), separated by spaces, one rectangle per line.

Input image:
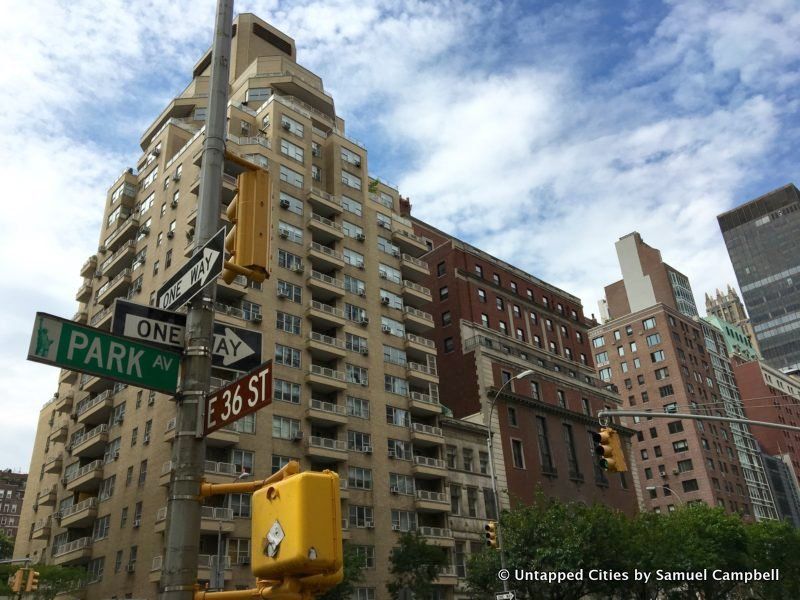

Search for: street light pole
xmin=486 ymin=368 xmax=533 ymax=592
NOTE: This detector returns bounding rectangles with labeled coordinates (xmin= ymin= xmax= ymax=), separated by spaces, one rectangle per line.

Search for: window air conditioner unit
xmin=356 ymin=233 xmax=366 ymax=242
xmin=381 ymin=325 xmax=391 ymax=333
xmin=170 ymin=200 xmax=178 ymax=209
xmin=359 ymin=347 xmax=369 ymax=355
xmin=379 ymin=272 xmax=388 ymax=279
xmin=277 ymin=290 xmax=290 ymax=299
xmin=392 ymin=250 xmax=401 ymax=258
xmin=292 ymin=431 xmax=304 ymax=441
xmin=133 ymin=518 xmax=141 ymax=528
xmin=114 ymin=450 xmax=120 ymax=460
xmin=126 ymin=563 xmax=136 ymax=573
xmin=672 ymin=469 xmax=680 ymax=476
xmin=293 ymin=265 xmax=304 ymax=273
xmin=151 ymin=148 xmax=161 ymax=157
xmin=143 ymin=434 xmax=150 ymax=445
xmin=167 ymin=231 xmax=174 ymax=239
xmin=388 ymin=449 xmax=396 ymax=459
xmin=172 ymin=172 xmax=181 ymax=182
xmin=282 ymin=121 xmax=291 ymax=130
xmin=360 ymin=380 xmax=369 ymax=387
xmin=139 ymin=226 xmax=150 ymax=235
xmin=381 ymin=297 xmax=390 ymax=305
xmin=363 ymin=446 xmax=372 ymax=454
xmin=358 ymin=290 xmax=366 ymax=298
xmin=357 ymin=262 xmax=365 ymax=270
xmin=251 ymin=314 xmax=262 ymax=323
xmin=359 ymin=317 xmax=369 ymax=326
xmin=365 ymin=520 xmax=374 ymax=529
xmin=279 ymin=230 xmax=289 ymax=239
xmin=239 ymin=557 xmax=251 ymax=566
xmin=98 ymin=245 xmax=107 ymax=253
xmin=390 ymin=486 xmax=399 ymax=494
xmin=355 ymin=160 xmax=361 ymax=168
xmin=379 ymin=222 xmax=391 ymax=229
xmin=280 ymin=198 xmax=290 ymax=208
xmin=391 ymin=524 xmax=401 ymax=531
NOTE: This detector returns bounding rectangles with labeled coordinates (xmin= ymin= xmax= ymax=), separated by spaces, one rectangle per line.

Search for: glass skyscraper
xmin=718 ymin=184 xmax=800 ymax=372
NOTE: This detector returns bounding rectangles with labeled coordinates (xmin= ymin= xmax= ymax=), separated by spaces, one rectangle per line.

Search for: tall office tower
xmin=705 ymin=285 xmax=761 ymax=357
xmin=15 ymin=14 xmax=466 ymax=599
xmin=0 ymin=470 xmax=27 ymax=542
xmin=697 ymin=319 xmax=777 ymax=521
xmin=760 ymin=454 xmax=800 ymax=528
xmin=591 ymin=233 xmax=755 ymax=516
xmin=412 ymin=222 xmax=639 ymax=515
xmin=718 ymin=184 xmax=800 ymax=372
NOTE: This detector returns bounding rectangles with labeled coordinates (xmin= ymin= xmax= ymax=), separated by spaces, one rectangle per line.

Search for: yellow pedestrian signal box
xmin=593 ymin=427 xmax=628 ymax=473
xmin=251 ymin=470 xmax=343 ymax=581
xmin=222 ymin=166 xmax=270 ymax=284
xmin=25 ymin=569 xmax=40 ymax=592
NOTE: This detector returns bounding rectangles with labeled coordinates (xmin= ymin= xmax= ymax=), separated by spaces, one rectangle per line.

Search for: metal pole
xmin=215 ymin=520 xmax=224 ymax=591
xmin=160 ymin=1 xmax=233 ymax=599
xmin=598 ymin=410 xmax=800 ymax=434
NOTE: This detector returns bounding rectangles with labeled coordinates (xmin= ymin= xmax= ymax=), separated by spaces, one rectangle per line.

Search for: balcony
xmin=70 ymin=424 xmax=109 ymax=458
xmin=79 ymin=372 xmax=114 ymax=395
xmin=59 ymin=368 xmax=78 ymax=384
xmin=392 ymin=227 xmax=429 ymax=255
xmin=53 ymin=537 xmax=92 ymax=566
xmin=203 ymin=460 xmax=237 ymax=483
xmin=80 ymin=256 xmax=97 ymax=278
xmin=49 ymin=424 xmax=69 ymax=444
xmin=305 ymin=436 xmax=348 ymax=462
xmin=400 ymin=253 xmax=430 ymax=281
xmin=307 ymin=213 xmax=344 ymax=244
xmin=76 ymin=390 xmax=114 ymax=426
xmin=103 ymin=216 xmax=139 ymax=253
xmin=154 ymin=505 xmax=235 ymax=534
xmin=409 ymin=390 xmax=443 ymax=416
xmin=207 ymin=423 xmax=240 ymax=447
xmin=305 ymin=365 xmax=347 ymax=392
xmin=307 ymin=188 xmax=342 ymax=217
xmin=412 ymin=456 xmax=447 ymax=479
xmin=340 ymin=518 xmax=351 ymax=540
xmin=43 ymin=454 xmax=63 ymax=474
xmin=31 ymin=517 xmax=52 ymax=540
xmin=75 ymin=281 xmax=93 ymax=303
xmin=407 ymin=361 xmax=439 ymax=386
xmin=403 ymin=306 xmax=434 ymax=333
xmin=306 ymin=300 xmax=345 ymax=328
xmin=64 ymin=460 xmax=104 ymax=493
xmin=410 ymin=422 xmax=444 ymax=446
xmin=216 ymin=272 xmax=250 ymax=301
xmin=435 ymin=565 xmax=459 ymax=586
xmin=159 ymin=461 xmax=173 ymax=487
xmin=149 ymin=554 xmax=232 ymax=584
xmin=305 ymin=398 xmax=348 ymax=426
xmin=95 ymin=268 xmax=132 ymax=305
xmin=339 ymin=479 xmax=349 ymax=500
xmin=401 ymin=279 xmax=432 ymax=306
xmin=73 ymin=310 xmax=88 ymax=325
xmin=99 ymin=239 xmax=135 ymax=279
xmin=418 ymin=526 xmax=455 ymax=547
xmin=89 ymin=306 xmax=113 ymax=331
xmin=307 ymin=270 xmax=345 ymax=301
xmin=37 ymin=485 xmax=57 ymax=506
xmin=414 ymin=490 xmax=449 ymax=512
xmin=307 ymin=332 xmax=346 ymax=360
xmin=308 ymin=242 xmax=345 ymax=270
xmin=60 ymin=497 xmax=99 ymax=528
xmin=54 ymin=391 xmax=75 ymax=413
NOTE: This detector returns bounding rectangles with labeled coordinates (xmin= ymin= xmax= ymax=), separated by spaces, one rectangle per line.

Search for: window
xmin=450 ymin=485 xmax=461 ymax=514
xmin=279 ymin=164 xmax=303 ymax=188
xmin=165 ymin=249 xmax=172 ymax=268
xmin=477 ymin=289 xmax=486 ymax=303
xmin=388 ymin=473 xmax=414 ymax=495
xmin=138 ymin=460 xmax=147 ymax=486
xmin=278 ymin=249 xmax=303 ymax=271
xmin=475 ymin=264 xmax=484 ymax=277
xmin=646 ymin=333 xmax=662 ymax=346
xmin=271 ymin=455 xmax=293 ymax=474
xmin=536 ymin=417 xmax=554 ymax=473
xmin=467 ymin=487 xmax=479 ymax=516
xmin=341 ymin=170 xmax=362 ymax=190
xmin=346 ymin=364 xmax=369 ymax=385
xmin=276 ymin=311 xmax=301 ymax=335
xmin=510 ymin=439 xmax=525 ymax=469
xmin=92 ymin=514 xmax=110 ymax=541
xmin=275 ymin=344 xmax=301 ymax=368
xmin=348 ymin=430 xmax=372 ymax=453
xmin=280 ymin=138 xmax=304 ymax=162
xmin=280 ymin=115 xmax=303 ymax=136
xmin=496 ymin=297 xmax=504 ymax=310
xmin=341 ymin=196 xmax=362 ymax=216
xmin=499 ymin=321 xmax=508 ymax=335
xmin=481 ymin=313 xmax=489 ymax=327
xmin=643 ymin=317 xmax=656 ymax=330
xmin=353 ymin=545 xmax=375 ymax=569
xmin=272 ymin=416 xmax=300 ymax=440
xmin=651 ymin=350 xmax=666 ymax=363
xmin=348 ymin=467 xmax=372 ymax=490
xmin=439 ymin=286 xmax=449 ymax=300
xmin=386 ymin=406 xmax=410 ymax=427
xmin=599 ymin=368 xmax=612 ymax=381
xmin=342 ymin=220 xmax=363 ymax=239
xmin=99 ymin=475 xmax=116 ymax=501
xmin=391 ymin=510 xmax=416 ymax=532
xmin=557 ymin=390 xmax=566 ymax=408
xmin=592 ymin=336 xmax=605 ymax=348
xmin=444 ymin=337 xmax=455 ymax=353
xmin=672 ymin=439 xmax=689 ymax=452
xmin=229 ymin=493 xmax=251 ymax=518
xmin=659 ymin=385 xmax=674 ymax=398
xmin=347 ymin=395 xmax=370 ymax=419
xmin=437 ymin=261 xmax=446 ymax=276
xmin=682 ymin=479 xmax=700 ymax=493
xmin=677 ymin=458 xmax=694 ymax=472
xmin=232 ymin=449 xmax=254 ymax=475
xmin=87 ymin=556 xmax=105 ymax=583
xmin=654 ymin=367 xmax=669 ymax=380
xmin=484 ymin=488 xmax=498 ymax=519
xmin=630 ymin=341 xmax=638 ymax=352
xmin=462 ymin=448 xmax=474 ymax=471
xmin=507 ymin=406 xmax=518 ymax=426
xmin=277 ymin=280 xmax=302 ymax=303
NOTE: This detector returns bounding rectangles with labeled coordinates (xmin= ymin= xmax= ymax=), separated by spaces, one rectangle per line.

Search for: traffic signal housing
xmin=25 ymin=569 xmax=40 ymax=592
xmin=485 ymin=521 xmax=498 ymax=548
xmin=10 ymin=568 xmax=25 ymax=593
xmin=222 ymin=159 xmax=270 ymax=284
xmin=251 ymin=470 xmax=342 ymax=585
xmin=593 ymin=427 xmax=628 ymax=473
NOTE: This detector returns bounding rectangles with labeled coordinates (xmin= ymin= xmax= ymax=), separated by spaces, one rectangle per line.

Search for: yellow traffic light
xmin=10 ymin=568 xmax=25 ymax=593
xmin=484 ymin=521 xmax=498 ymax=548
xmin=222 ymin=166 xmax=270 ymax=284
xmin=593 ymin=427 xmax=628 ymax=473
xmin=251 ymin=470 xmax=342 ymax=583
xmin=25 ymin=569 xmax=40 ymax=592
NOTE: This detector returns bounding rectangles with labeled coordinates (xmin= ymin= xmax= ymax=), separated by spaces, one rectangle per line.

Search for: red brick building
xmin=733 ymin=359 xmax=800 ymax=472
xmin=413 ymin=220 xmax=639 ymax=516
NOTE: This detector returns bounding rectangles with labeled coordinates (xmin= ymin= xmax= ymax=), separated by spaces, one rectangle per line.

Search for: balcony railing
xmin=99 ymin=240 xmax=135 ymax=273
xmin=394 ymin=228 xmax=427 ymax=245
xmin=309 ymin=270 xmax=344 ymax=289
xmin=308 ymin=332 xmax=346 ymax=350
xmin=412 ymin=423 xmax=443 ymax=437
xmin=75 ymin=389 xmax=114 ymax=416
xmin=419 ymin=526 xmax=452 ymax=538
xmin=65 ymin=460 xmax=103 ymax=484
xmin=408 ymin=361 xmax=438 ymax=377
xmin=401 ymin=253 xmax=428 ymax=270
xmin=70 ymin=424 xmax=108 ymax=449
xmin=404 ymin=306 xmax=433 ymax=321
xmin=309 ymin=213 xmax=342 ymax=232
xmin=406 ymin=333 xmax=436 ymax=349
xmin=402 ymin=280 xmax=431 ymax=296
xmin=416 ymin=490 xmax=447 ymax=503
xmin=54 ymin=537 xmax=91 ymax=557
xmin=410 ymin=391 xmax=441 ymax=406
xmin=90 ymin=307 xmax=112 ymax=326
xmin=309 ymin=365 xmax=346 ymax=381
xmin=308 ymin=242 xmax=344 ymax=262
xmin=204 ymin=461 xmax=237 ymax=476
xmin=309 ymin=300 xmax=344 ymax=319
xmin=413 ymin=456 xmax=446 ymax=469
xmin=310 ymin=398 xmax=347 ymax=416
xmin=60 ymin=497 xmax=98 ymax=519
xmin=308 ymin=436 xmax=347 ymax=452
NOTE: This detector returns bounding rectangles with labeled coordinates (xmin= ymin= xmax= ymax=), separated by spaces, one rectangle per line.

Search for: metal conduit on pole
xmin=160 ymin=1 xmax=233 ymax=598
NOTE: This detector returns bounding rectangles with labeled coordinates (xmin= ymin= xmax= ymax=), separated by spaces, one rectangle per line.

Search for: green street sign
xmin=28 ymin=312 xmax=181 ymax=394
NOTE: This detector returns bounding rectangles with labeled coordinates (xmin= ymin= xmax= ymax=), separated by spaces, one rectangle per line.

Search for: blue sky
xmin=0 ymin=0 xmax=798 ymax=469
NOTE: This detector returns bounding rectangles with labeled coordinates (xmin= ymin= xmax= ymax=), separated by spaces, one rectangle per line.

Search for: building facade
xmin=761 ymin=453 xmax=800 ymax=528
xmin=15 ymin=14 xmax=462 ymax=600
xmin=703 ymin=314 xmax=759 ymax=362
xmin=705 ymin=285 xmax=760 ymax=358
xmin=412 ymin=223 xmax=639 ymax=516
xmin=718 ymin=184 xmax=800 ymax=372
xmin=732 ymin=360 xmax=800 ymax=474
xmin=592 ymin=233 xmax=757 ymax=516
xmin=0 ymin=470 xmax=26 ymax=541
